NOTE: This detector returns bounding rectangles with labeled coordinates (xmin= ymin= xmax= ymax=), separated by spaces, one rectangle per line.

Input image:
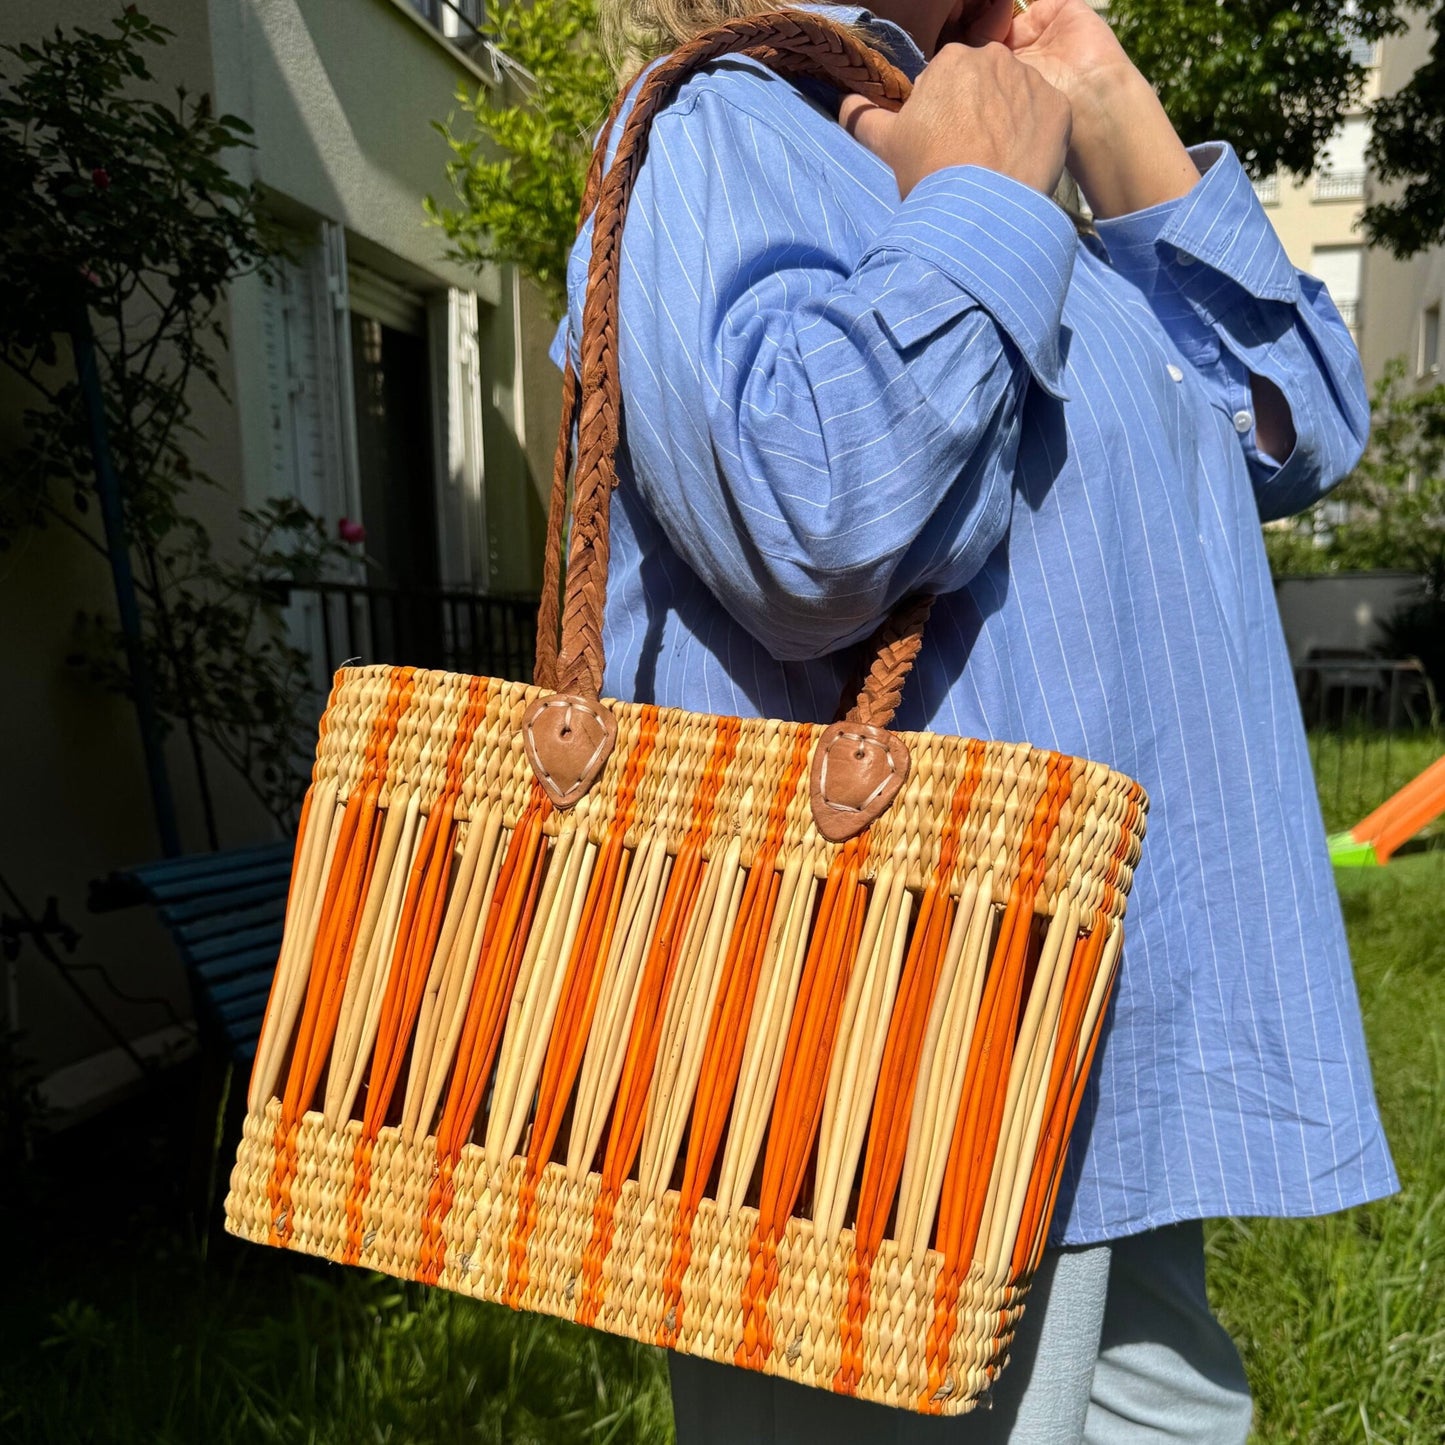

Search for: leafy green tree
xmin=427 ymin=0 xmax=612 ymax=318
xmin=1103 ymin=0 xmax=1445 ymax=258
xmin=1107 ymin=0 xmax=1405 ymax=180
xmin=1267 ymin=359 xmax=1445 ymax=579
xmin=1364 ymin=3 xmax=1445 ymax=257
xmin=0 ymin=9 xmax=343 ymax=834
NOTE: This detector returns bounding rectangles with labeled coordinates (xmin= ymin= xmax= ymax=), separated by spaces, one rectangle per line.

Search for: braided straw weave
xmin=226 ymin=11 xmax=1148 ymax=1416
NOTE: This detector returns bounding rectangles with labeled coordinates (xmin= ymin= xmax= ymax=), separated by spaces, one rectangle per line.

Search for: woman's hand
xmin=970 ymin=0 xmax=1134 ymax=110
xmin=939 ymin=0 xmax=1200 ymax=219
xmin=839 ymin=41 xmax=1071 ymax=199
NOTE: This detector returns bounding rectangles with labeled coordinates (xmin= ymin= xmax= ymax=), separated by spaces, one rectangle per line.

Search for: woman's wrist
xmin=1064 ymin=65 xmax=1199 ymax=219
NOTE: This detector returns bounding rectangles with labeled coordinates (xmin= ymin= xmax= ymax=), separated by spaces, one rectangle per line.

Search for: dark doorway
xmin=349 ymin=311 xmax=444 ymax=665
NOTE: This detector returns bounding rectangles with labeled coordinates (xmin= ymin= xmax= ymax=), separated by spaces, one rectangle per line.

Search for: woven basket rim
xmin=327 ymin=662 xmax=1150 ymax=813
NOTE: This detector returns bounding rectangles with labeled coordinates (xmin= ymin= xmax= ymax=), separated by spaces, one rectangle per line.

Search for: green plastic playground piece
xmin=1328 ymin=832 xmax=1380 ymax=868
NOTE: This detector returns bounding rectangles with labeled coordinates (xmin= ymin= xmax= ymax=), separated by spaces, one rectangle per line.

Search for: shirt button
xmin=1233 ymin=409 xmax=1254 ymax=433
xmin=1175 ymin=249 xmax=1196 ymax=266
xmin=1167 ymin=364 xmax=1184 ymax=382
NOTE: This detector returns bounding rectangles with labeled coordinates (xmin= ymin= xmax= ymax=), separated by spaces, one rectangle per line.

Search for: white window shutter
xmin=430 ymin=288 xmax=490 ymax=592
xmin=321 ymin=221 xmax=365 ymax=539
xmin=1311 ymin=245 xmax=1363 ymax=327
xmin=1321 ymin=116 xmax=1370 ymax=175
xmin=261 ymin=251 xmax=326 ymax=512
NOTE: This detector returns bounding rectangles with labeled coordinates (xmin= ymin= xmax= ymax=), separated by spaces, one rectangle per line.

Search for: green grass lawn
xmin=1207 ymin=846 xmax=1445 ymax=1444
xmin=3 ymin=736 xmax=1441 ymax=1443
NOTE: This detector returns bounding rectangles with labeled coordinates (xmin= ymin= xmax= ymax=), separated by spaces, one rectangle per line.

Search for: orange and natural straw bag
xmin=225 ymin=10 xmax=1148 ymax=1416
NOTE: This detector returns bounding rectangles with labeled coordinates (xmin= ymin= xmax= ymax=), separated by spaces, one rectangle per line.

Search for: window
xmin=1341 ymin=0 xmax=1380 ymax=68
xmin=1310 ymin=246 xmax=1362 ymax=330
xmin=347 ymin=270 xmax=440 ymax=598
xmin=410 ymin=0 xmax=486 ymax=44
xmin=258 ymin=227 xmax=354 ymax=528
xmin=1253 ymin=174 xmax=1281 ymax=206
xmin=1423 ymin=304 xmax=1442 ymax=377
xmin=256 ymin=222 xmax=494 ymax=689
xmin=1314 ymin=117 xmax=1369 ymax=201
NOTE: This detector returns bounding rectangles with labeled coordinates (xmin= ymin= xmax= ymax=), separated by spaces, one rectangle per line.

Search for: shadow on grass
xmin=0 ymin=1071 xmax=673 ymax=1444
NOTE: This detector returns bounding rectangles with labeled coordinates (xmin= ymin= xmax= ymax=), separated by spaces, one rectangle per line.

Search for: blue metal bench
xmin=89 ymin=841 xmax=292 ymax=1062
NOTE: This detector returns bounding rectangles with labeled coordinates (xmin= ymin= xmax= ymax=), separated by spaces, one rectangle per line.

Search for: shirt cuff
xmin=859 ymin=165 xmax=1077 ymax=399
xmin=1094 ymin=142 xmax=1301 ymax=307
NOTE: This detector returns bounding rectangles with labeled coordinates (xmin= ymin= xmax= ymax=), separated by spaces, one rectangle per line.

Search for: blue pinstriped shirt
xmin=549 ymin=7 xmax=1397 ymax=1244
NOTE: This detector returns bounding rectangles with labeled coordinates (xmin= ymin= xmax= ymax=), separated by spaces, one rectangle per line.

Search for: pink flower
xmin=91 ymin=167 xmax=111 ymax=190
xmin=337 ymin=517 xmax=366 ymax=545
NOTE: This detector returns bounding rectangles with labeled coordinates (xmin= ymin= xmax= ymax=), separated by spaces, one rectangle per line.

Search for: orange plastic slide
xmin=1329 ymin=753 xmax=1445 ymax=866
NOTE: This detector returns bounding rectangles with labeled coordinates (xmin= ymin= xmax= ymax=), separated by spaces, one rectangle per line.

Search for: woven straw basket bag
xmin=226 ymin=9 xmax=1149 ymax=1417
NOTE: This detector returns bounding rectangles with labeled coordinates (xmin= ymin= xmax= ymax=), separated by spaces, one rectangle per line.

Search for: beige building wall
xmin=0 ymin=0 xmax=559 ymax=1088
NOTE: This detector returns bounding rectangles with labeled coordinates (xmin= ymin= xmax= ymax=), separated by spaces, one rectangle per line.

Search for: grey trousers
xmin=667 ymin=1221 xmax=1252 ymax=1444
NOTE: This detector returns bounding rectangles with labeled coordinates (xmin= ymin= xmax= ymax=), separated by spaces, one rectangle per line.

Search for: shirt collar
xmin=790 ymin=3 xmax=928 ymax=80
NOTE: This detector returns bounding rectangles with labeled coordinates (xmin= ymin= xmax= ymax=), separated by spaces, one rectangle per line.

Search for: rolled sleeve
xmin=861 ymin=166 xmax=1077 ymax=399
xmin=562 ymin=77 xmax=1062 ymax=661
xmin=1095 ymin=143 xmax=1300 ymax=306
xmin=1095 ymin=143 xmax=1368 ymax=521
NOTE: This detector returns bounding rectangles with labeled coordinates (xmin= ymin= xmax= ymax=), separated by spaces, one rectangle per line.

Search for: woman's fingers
xmin=838 ymin=94 xmax=896 ymax=167
xmin=1003 ymin=0 xmax=1136 ymax=103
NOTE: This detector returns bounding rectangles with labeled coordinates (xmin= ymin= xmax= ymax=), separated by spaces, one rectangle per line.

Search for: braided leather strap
xmin=846 ymin=594 xmax=937 ymax=727
xmin=532 ymin=99 xmax=628 ymax=690
xmin=541 ymin=9 xmax=934 ymax=731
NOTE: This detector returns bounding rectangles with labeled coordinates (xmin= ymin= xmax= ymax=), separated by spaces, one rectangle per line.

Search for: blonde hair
xmin=598 ymin=0 xmax=757 ymax=85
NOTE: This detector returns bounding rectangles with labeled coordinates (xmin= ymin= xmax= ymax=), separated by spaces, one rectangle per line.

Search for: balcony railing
xmin=1347 ymin=37 xmax=1379 ymax=67
xmin=1334 ymin=297 xmax=1360 ymax=328
xmin=285 ymin=582 xmax=539 ymax=683
xmin=1314 ymin=170 xmax=1366 ymax=201
xmin=1252 ymin=174 xmax=1281 ymax=205
xmin=409 ymin=0 xmax=493 ymax=55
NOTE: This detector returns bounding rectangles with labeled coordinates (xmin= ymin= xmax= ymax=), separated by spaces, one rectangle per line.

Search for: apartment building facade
xmin=0 ymin=0 xmax=561 ymax=1092
xmin=1255 ymin=12 xmax=1442 ymax=390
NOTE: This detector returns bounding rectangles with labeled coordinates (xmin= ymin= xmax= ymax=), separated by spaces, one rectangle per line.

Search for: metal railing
xmin=409 ymin=0 xmax=493 ymax=56
xmin=1293 ymin=655 xmax=1441 ymax=828
xmin=1252 ymin=174 xmax=1281 ymax=205
xmin=1347 ymin=37 xmax=1379 ymax=67
xmin=1334 ymin=297 xmax=1359 ymax=328
xmin=1295 ymin=656 xmax=1432 ymax=733
xmin=1314 ymin=170 xmax=1366 ymax=201
xmin=285 ymin=582 xmax=539 ymax=683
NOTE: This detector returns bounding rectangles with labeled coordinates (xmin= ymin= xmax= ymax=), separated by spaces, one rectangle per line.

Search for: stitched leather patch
xmin=523 ymin=694 xmax=618 ymax=809
xmin=809 ymin=721 xmax=911 ymax=842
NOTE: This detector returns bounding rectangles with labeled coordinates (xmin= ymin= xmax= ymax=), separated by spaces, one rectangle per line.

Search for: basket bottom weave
xmin=227 ymin=1102 xmax=1031 ymax=1415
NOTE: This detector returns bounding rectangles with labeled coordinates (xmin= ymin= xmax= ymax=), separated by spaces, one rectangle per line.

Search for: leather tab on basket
xmin=810 ymin=721 xmax=911 ymax=842
xmin=523 ymin=694 xmax=618 ymax=809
